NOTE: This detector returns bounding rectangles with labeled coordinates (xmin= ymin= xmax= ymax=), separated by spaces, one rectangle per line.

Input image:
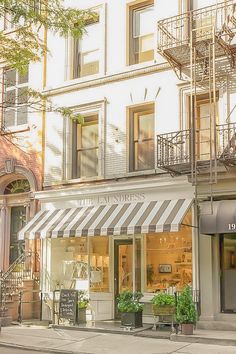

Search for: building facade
xmin=17 ymin=0 xmax=236 ymax=328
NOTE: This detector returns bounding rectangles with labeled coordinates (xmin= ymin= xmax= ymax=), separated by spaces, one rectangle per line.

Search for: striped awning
xmin=18 ymin=199 xmax=193 ymax=240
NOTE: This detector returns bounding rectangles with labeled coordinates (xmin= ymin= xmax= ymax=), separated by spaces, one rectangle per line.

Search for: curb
xmin=0 ymin=341 xmax=91 ymax=354
xmin=170 ymin=334 xmax=236 ymax=347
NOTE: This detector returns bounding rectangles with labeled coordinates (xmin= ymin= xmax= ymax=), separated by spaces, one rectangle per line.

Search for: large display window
xmin=50 ymin=236 xmax=109 ymax=292
xmin=145 ymin=212 xmax=192 ymax=293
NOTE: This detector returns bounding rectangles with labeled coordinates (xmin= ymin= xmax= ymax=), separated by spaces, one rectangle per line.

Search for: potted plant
xmin=176 ymin=285 xmax=198 ymax=335
xmin=117 ymin=291 xmax=144 ymax=328
xmin=151 ymin=293 xmax=176 ymax=316
xmin=151 ymin=293 xmax=176 ymax=331
xmin=77 ymin=291 xmax=89 ymax=324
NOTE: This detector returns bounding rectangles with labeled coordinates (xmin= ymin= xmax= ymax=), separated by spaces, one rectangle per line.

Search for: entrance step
xmin=197 ymin=320 xmax=236 ymax=331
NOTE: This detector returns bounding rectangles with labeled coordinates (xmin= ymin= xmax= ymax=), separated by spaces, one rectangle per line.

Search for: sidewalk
xmin=0 ymin=325 xmax=236 ymax=353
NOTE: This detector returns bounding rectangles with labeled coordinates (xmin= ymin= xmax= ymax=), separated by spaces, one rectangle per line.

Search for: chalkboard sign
xmin=59 ymin=289 xmax=78 ymax=324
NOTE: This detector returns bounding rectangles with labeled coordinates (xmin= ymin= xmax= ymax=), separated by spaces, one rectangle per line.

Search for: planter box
xmin=120 ymin=311 xmax=143 ymax=328
xmin=77 ymin=308 xmax=87 ymax=324
xmin=152 ymin=305 xmax=175 ymax=316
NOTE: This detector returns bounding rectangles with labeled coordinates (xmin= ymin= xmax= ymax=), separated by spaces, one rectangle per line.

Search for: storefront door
xmin=114 ymin=238 xmax=141 ymax=318
xmin=220 ymin=234 xmax=236 ymax=313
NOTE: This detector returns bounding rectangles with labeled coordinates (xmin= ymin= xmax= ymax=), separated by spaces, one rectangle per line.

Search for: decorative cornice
xmin=42 ymin=62 xmax=170 ymax=97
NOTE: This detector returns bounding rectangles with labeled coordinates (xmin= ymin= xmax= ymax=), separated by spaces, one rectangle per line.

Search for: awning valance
xmin=200 ymin=200 xmax=236 ymax=235
xmin=18 ymin=199 xmax=193 ymax=240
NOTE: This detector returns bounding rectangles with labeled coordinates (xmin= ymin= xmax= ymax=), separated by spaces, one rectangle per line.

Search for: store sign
xmin=77 ymin=193 xmax=146 ymax=206
xmin=159 ymin=264 xmax=172 ymax=273
xmin=59 ymin=289 xmax=78 ymax=324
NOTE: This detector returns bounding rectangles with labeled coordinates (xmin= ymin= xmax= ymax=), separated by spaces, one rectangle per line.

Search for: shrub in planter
xmin=151 ymin=293 xmax=176 ymax=316
xmin=117 ymin=291 xmax=144 ymax=328
xmin=176 ymin=285 xmax=198 ymax=335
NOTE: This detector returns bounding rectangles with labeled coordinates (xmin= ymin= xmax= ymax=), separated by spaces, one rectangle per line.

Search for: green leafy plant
xmin=151 ymin=293 xmax=175 ymax=307
xmin=117 ymin=291 xmax=144 ymax=313
xmin=176 ymin=285 xmax=198 ymax=324
xmin=78 ymin=291 xmax=89 ymax=309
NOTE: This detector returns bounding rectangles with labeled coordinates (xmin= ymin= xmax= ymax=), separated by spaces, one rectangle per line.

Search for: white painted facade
xmin=33 ymin=0 xmax=236 ymax=325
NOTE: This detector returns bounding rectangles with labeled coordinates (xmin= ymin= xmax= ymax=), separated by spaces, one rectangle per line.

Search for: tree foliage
xmin=0 ymin=0 xmax=93 ymax=72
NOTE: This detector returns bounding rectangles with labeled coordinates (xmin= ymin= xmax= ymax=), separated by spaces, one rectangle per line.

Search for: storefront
xmin=19 ymin=179 xmax=196 ymax=322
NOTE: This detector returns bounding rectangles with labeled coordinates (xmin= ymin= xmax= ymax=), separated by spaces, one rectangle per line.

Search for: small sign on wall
xmin=159 ymin=264 xmax=172 ymax=273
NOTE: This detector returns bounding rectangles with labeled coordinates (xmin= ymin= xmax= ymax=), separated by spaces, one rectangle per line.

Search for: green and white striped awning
xmin=18 ymin=199 xmax=193 ymax=240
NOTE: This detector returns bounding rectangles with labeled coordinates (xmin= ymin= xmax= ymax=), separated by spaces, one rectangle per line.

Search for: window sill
xmin=62 ymin=175 xmax=104 ymax=185
xmin=126 ymin=169 xmax=156 ymax=177
xmin=1 ymin=124 xmax=30 ymax=135
xmin=126 ymin=59 xmax=157 ymax=71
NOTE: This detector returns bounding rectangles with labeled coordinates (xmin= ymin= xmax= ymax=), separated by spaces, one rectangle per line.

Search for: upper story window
xmin=129 ymin=103 xmax=155 ymax=172
xmin=3 ymin=67 xmax=28 ymax=129
xmin=129 ymin=1 xmax=155 ymax=65
xmin=72 ymin=114 xmax=99 ymax=179
xmin=72 ymin=13 xmax=101 ymax=79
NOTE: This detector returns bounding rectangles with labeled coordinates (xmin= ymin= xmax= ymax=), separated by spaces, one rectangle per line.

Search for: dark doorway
xmin=10 ymin=206 xmax=26 ymax=264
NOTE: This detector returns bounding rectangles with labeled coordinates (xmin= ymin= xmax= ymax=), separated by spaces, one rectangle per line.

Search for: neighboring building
xmin=18 ymin=0 xmax=236 ymax=329
xmin=0 ymin=18 xmax=43 ymax=321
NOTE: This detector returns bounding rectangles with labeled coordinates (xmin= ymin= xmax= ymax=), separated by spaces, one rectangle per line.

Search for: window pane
xmin=139 ymin=112 xmax=154 ymax=140
xmin=80 ymin=50 xmax=99 ymax=77
xmin=6 ymin=89 xmax=16 ymax=107
xmin=18 ymin=87 xmax=28 ymax=105
xmin=5 ymin=70 xmax=16 ymax=88
xmin=78 ymin=148 xmax=99 ymax=177
xmin=80 ymin=23 xmax=100 ymax=52
xmin=81 ymin=122 xmax=98 ymax=149
xmin=17 ymin=106 xmax=28 ymax=125
xmin=18 ymin=68 xmax=29 ymax=84
xmin=135 ymin=140 xmax=155 ymax=170
xmin=90 ymin=237 xmax=109 ymax=292
xmin=4 ymin=110 xmax=15 ymax=127
xmin=145 ymin=212 xmax=192 ymax=293
xmin=133 ymin=6 xmax=154 ymax=37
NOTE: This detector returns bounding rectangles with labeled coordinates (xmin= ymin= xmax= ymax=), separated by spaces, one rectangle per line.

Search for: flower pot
xmin=120 ymin=311 xmax=143 ymax=328
xmin=181 ymin=323 xmax=193 ymax=335
xmin=77 ymin=308 xmax=87 ymax=324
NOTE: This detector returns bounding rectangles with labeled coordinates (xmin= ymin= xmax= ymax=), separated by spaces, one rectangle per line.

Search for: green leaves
xmin=151 ymin=293 xmax=175 ymax=307
xmin=176 ymin=285 xmax=198 ymax=324
xmin=117 ymin=291 xmax=144 ymax=313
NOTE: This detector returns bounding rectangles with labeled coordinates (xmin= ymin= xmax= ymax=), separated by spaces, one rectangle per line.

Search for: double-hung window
xmin=72 ymin=13 xmax=101 ymax=79
xmin=3 ymin=67 xmax=28 ymax=129
xmin=129 ymin=103 xmax=155 ymax=171
xmin=129 ymin=2 xmax=155 ymax=65
xmin=72 ymin=115 xmax=99 ymax=179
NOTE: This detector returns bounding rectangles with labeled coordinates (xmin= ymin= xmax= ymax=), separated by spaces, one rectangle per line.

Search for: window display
xmin=51 ymin=236 xmax=109 ymax=292
xmin=145 ymin=212 xmax=192 ymax=293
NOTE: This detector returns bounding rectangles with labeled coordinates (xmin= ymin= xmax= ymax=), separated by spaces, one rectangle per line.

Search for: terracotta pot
xmin=181 ymin=323 xmax=193 ymax=335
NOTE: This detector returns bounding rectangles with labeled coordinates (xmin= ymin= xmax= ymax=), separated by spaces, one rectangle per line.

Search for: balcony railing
xmin=158 ymin=0 xmax=236 ymax=52
xmin=157 ymin=122 xmax=236 ymax=173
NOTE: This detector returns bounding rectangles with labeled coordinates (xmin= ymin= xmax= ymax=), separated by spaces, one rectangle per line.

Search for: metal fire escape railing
xmin=0 ymin=251 xmax=40 ymax=314
xmin=157 ymin=0 xmax=236 ymax=186
xmin=157 ymin=122 xmax=236 ymax=174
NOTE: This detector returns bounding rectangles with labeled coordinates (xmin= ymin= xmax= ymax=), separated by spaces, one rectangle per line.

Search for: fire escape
xmin=157 ymin=0 xmax=236 ymax=186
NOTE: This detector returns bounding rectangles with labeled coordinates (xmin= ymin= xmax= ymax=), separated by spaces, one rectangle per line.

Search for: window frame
xmin=127 ymin=0 xmax=155 ymax=66
xmin=72 ymin=114 xmax=99 ymax=179
xmin=128 ymin=102 xmax=155 ymax=172
xmin=3 ymin=67 xmax=29 ymax=130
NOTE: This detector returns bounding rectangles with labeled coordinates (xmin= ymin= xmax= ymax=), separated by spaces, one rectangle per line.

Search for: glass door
xmin=10 ymin=206 xmax=26 ymax=264
xmin=220 ymin=234 xmax=236 ymax=313
xmin=114 ymin=238 xmax=141 ymax=318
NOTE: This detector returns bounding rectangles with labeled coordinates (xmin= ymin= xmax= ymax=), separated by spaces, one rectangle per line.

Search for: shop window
xmin=145 ymin=212 xmax=192 ymax=293
xmin=129 ymin=103 xmax=155 ymax=172
xmin=3 ymin=67 xmax=28 ymax=129
xmin=72 ymin=114 xmax=99 ymax=179
xmin=51 ymin=238 xmax=89 ymax=290
xmin=128 ymin=1 xmax=154 ymax=65
xmin=89 ymin=237 xmax=109 ymax=292
xmin=72 ymin=11 xmax=101 ymax=79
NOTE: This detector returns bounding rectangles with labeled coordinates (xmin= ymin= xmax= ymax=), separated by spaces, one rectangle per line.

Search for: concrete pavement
xmin=0 ymin=326 xmax=236 ymax=354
